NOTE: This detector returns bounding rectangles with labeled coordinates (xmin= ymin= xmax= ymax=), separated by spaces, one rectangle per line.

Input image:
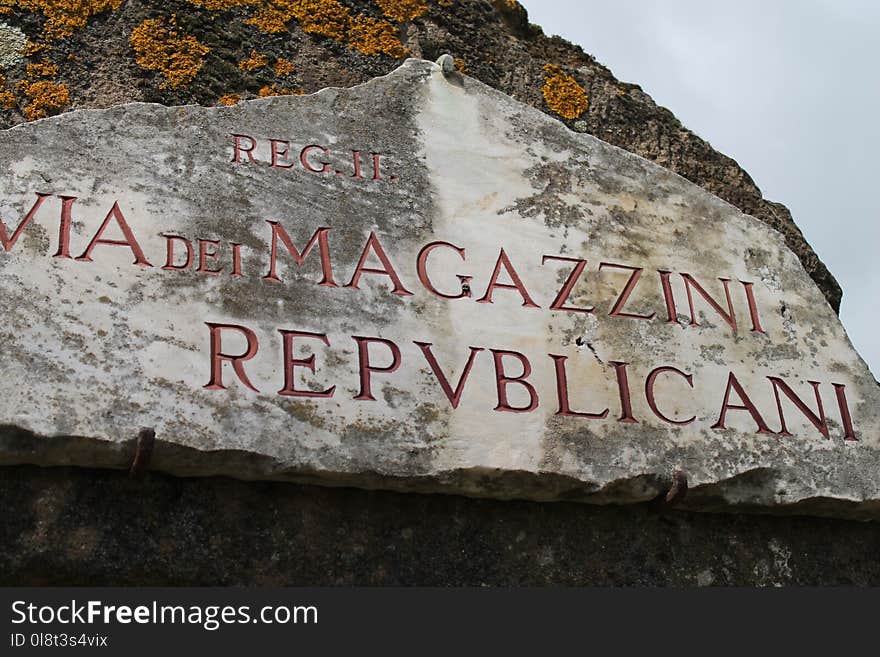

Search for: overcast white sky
xmin=522 ymin=0 xmax=879 ymax=378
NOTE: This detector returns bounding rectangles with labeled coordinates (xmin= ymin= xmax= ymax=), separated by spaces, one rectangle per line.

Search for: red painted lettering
xmin=203 ymin=322 xmax=260 ymax=392
xmin=645 ymin=366 xmax=696 ymax=425
xmin=231 ymin=133 xmax=258 ymax=164
xmin=278 ymin=330 xmax=336 ymax=398
xmin=542 ymin=256 xmax=594 ymax=314
xmin=53 ymin=195 xmax=76 ymax=259
xmin=599 ymin=262 xmax=655 ymax=321
xmin=197 ymin=239 xmax=222 ymax=275
xmin=609 ymin=361 xmax=638 ymax=423
xmin=351 ymin=150 xmax=363 ymax=179
xmin=711 ymin=372 xmax=774 ymax=434
xmin=681 ymin=273 xmax=737 ymax=331
xmin=832 ymin=383 xmax=859 ymax=441
xmin=768 ymin=376 xmax=828 ymax=438
xmin=345 ymin=232 xmax=413 ymax=296
xmin=161 ymin=234 xmax=194 ymax=270
xmin=741 ymin=281 xmax=766 ymax=334
xmin=477 ymin=249 xmax=540 ymax=308
xmin=353 ymin=335 xmax=402 ymax=401
xmin=416 ymin=241 xmax=472 ymax=299
xmin=75 ymin=201 xmax=152 ymax=267
xmin=269 ymin=139 xmax=295 ymax=169
xmin=0 ymin=192 xmax=51 ymax=252
xmin=300 ymin=145 xmax=331 ymax=174
xmin=263 ymin=222 xmax=336 ymax=286
xmin=491 ymin=349 xmax=539 ymax=413
xmin=231 ymin=242 xmax=243 ymax=277
xmin=370 ymin=152 xmax=382 ymax=181
xmin=550 ymin=354 xmax=608 ymax=419
xmin=414 ymin=342 xmax=483 ymax=409
xmin=658 ymin=270 xmax=678 ymax=324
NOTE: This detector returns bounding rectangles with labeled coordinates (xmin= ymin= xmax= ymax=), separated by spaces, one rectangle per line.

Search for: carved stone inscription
xmin=0 ymin=60 xmax=877 ymax=517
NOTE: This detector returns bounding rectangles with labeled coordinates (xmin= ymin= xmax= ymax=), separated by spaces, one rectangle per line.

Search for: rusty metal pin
xmin=664 ymin=469 xmax=688 ymax=505
xmin=129 ymin=427 xmax=156 ymax=477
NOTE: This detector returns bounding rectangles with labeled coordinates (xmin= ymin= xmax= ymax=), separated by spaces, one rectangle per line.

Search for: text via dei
xmin=0 ymin=193 xmax=770 ymax=335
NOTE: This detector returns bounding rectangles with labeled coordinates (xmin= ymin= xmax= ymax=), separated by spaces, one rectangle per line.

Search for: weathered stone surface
xmin=0 ymin=60 xmax=876 ymax=517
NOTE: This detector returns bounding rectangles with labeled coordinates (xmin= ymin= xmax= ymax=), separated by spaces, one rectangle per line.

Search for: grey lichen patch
xmin=20 ymin=223 xmax=50 ymax=254
xmin=0 ymin=22 xmax=26 ymax=69
xmin=700 ymin=344 xmax=726 ymax=366
xmin=411 ymin=403 xmax=447 ymax=435
xmin=335 ymin=415 xmax=439 ymax=476
xmin=753 ymin=341 xmax=803 ymax=363
xmin=382 ymin=385 xmax=416 ymax=409
xmin=280 ymin=400 xmax=328 ymax=430
xmin=500 ymin=160 xmax=589 ymax=228
xmin=558 ymin=313 xmax=598 ymax=351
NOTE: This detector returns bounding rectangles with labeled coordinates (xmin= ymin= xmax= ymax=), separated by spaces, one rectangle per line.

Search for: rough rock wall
xmin=0 ymin=0 xmax=841 ymax=310
xmin=5 ymin=465 xmax=880 ymax=586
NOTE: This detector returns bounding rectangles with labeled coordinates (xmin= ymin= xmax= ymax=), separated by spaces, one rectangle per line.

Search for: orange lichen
xmin=26 ymin=60 xmax=58 ymax=78
xmin=17 ymin=78 xmax=69 ymax=119
xmin=454 ymin=57 xmax=467 ymax=73
xmin=185 ymin=0 xmax=253 ymax=9
xmin=23 ymin=40 xmax=47 ymax=55
xmin=238 ymin=50 xmax=268 ymax=71
xmin=375 ymin=0 xmax=429 ymax=22
xmin=183 ymin=0 xmax=408 ymax=58
xmin=273 ymin=57 xmax=295 ymax=75
xmin=542 ymin=64 xmax=588 ymax=119
xmin=217 ymin=93 xmax=241 ymax=105
xmin=290 ymin=0 xmax=351 ymax=39
xmin=0 ymin=73 xmax=14 ymax=109
xmin=245 ymin=7 xmax=289 ymax=33
xmin=9 ymin=0 xmax=123 ymax=39
xmin=347 ymin=15 xmax=408 ymax=57
xmin=258 ymin=84 xmax=301 ymax=97
xmin=130 ymin=16 xmax=210 ymax=90
xmin=245 ymin=0 xmax=350 ymax=38
xmin=0 ymin=90 xmax=15 ymax=109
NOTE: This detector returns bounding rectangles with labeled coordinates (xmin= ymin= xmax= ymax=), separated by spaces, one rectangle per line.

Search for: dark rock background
xmin=4 ymin=465 xmax=880 ymax=586
xmin=1 ymin=1 xmax=870 ymax=585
